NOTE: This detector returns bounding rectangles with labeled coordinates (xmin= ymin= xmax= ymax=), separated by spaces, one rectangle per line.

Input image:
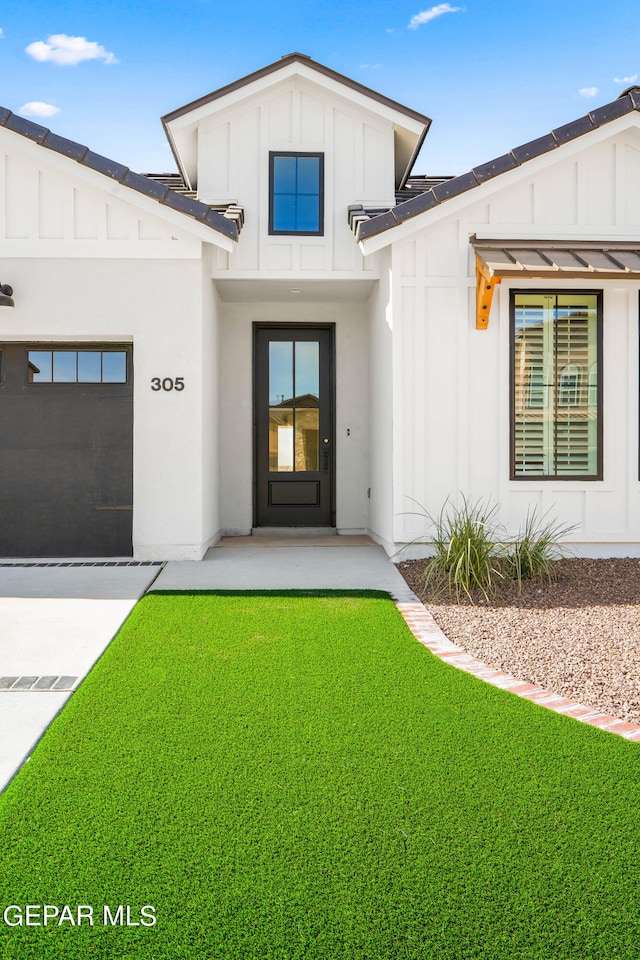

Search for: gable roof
xmin=356 ymin=85 xmax=640 ymax=243
xmin=162 ymin=53 xmax=432 ymax=191
xmin=0 ymin=107 xmax=238 ymax=243
xmin=162 ymin=52 xmax=432 ymax=129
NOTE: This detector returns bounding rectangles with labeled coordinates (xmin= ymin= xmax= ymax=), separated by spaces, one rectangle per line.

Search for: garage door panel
xmin=0 ymin=344 xmax=133 ymax=557
xmin=1 ymin=503 xmax=131 ymax=557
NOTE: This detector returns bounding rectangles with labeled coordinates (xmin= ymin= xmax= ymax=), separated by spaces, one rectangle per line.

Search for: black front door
xmin=255 ymin=325 xmax=334 ymax=527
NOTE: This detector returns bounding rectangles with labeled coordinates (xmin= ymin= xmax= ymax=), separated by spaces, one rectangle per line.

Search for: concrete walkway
xmin=0 ymin=563 xmax=162 ymax=792
xmin=155 ymin=535 xmax=410 ymax=592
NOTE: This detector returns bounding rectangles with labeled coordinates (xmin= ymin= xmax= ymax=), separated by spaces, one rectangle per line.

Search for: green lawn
xmin=0 ymin=590 xmax=639 ymax=959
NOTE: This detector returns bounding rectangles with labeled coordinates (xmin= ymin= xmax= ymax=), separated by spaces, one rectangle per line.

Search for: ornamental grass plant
xmin=422 ymin=496 xmax=504 ymax=602
xmin=505 ymin=507 xmax=575 ymax=587
xmin=420 ymin=497 xmax=574 ymax=602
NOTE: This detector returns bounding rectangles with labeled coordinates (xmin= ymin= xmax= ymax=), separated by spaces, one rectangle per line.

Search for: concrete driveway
xmin=0 ymin=563 xmax=162 ymax=792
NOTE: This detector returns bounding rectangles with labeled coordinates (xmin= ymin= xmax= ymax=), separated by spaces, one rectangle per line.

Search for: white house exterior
xmin=1 ymin=53 xmax=639 ymax=559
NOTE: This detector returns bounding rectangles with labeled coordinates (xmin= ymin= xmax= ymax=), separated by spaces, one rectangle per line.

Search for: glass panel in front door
xmin=268 ymin=340 xmax=320 ymax=473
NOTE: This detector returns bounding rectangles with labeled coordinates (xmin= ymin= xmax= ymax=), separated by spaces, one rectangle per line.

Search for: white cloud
xmin=614 ymin=74 xmax=638 ymax=84
xmin=578 ymin=86 xmax=598 ymax=98
xmin=19 ymin=101 xmax=60 ymax=118
xmin=408 ymin=4 xmax=461 ymax=29
xmin=359 ymin=63 xmax=381 ymax=69
xmin=25 ymin=34 xmax=118 ymax=66
xmin=0 ymin=28 xmax=4 ymax=39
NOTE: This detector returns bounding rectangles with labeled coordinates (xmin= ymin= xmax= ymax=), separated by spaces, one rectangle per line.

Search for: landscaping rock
xmin=396 ymin=558 xmax=640 ymax=724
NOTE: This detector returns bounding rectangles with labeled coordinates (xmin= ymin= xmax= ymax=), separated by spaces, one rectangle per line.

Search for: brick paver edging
xmin=389 ymin=587 xmax=640 ymax=742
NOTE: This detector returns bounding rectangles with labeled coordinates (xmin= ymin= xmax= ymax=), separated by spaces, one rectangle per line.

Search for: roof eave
xmin=162 ymin=52 xmax=432 ymax=129
xmin=0 ymin=108 xmax=236 ymax=246
xmin=164 ymin=53 xmax=431 ymax=197
xmin=161 ymin=119 xmax=193 ymax=192
xmin=357 ymin=87 xmax=640 ymax=251
xmin=398 ymin=121 xmax=431 ymax=191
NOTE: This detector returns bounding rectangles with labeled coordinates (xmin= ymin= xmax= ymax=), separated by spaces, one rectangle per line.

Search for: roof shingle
xmin=0 ymin=109 xmax=238 ymax=242
xmin=357 ymin=86 xmax=640 ymax=242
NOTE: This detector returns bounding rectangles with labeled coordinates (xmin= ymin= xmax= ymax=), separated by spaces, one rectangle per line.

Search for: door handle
xmin=322 ymin=438 xmax=330 ymax=474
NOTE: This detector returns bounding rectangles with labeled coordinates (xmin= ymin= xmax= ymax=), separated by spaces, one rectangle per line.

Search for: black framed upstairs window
xmin=269 ymin=153 xmax=324 ymax=236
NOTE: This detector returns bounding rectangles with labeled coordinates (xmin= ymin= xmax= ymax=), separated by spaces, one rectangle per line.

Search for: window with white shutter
xmin=511 ymin=292 xmax=601 ymax=479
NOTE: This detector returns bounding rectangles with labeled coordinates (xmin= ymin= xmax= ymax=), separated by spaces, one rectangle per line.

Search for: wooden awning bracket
xmin=475 ymin=257 xmax=501 ymax=330
xmin=472 ymin=237 xmax=640 ymax=328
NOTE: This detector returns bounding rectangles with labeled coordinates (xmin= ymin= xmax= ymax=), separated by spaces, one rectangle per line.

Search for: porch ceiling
xmin=214 ymin=279 xmax=376 ymax=303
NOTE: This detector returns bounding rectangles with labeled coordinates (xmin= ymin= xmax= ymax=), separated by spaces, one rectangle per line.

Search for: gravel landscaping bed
xmin=396 ymin=558 xmax=640 ymax=724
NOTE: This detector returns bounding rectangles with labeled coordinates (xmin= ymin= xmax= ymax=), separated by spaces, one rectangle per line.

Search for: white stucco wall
xmin=383 ymin=117 xmax=640 ymax=555
xmin=0 ymin=127 xmax=237 ymax=560
xmin=218 ymin=296 xmax=370 ymax=535
xmin=0 ymin=256 xmax=216 ymax=559
xmin=200 ymin=245 xmax=224 ymax=553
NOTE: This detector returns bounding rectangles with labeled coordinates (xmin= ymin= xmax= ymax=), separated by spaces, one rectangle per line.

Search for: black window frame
xmin=268 ymin=152 xmax=324 ymax=237
xmin=510 ymin=289 xmax=603 ymax=481
xmin=24 ymin=346 xmax=131 ymax=386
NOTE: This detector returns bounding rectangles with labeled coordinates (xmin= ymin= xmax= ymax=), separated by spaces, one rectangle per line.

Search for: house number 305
xmin=151 ymin=377 xmax=185 ymax=392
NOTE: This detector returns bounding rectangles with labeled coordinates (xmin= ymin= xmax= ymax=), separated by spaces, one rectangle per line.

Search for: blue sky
xmin=0 ymin=0 xmax=639 ymax=177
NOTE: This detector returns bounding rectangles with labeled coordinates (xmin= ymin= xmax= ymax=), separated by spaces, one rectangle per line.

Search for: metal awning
xmin=471 ymin=238 xmax=640 ymax=329
xmin=474 ymin=239 xmax=640 ymax=279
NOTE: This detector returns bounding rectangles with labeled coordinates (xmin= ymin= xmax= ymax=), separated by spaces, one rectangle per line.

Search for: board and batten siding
xmin=197 ymin=76 xmax=389 ymax=278
xmin=389 ymin=124 xmax=640 ymax=554
xmin=365 ymin=247 xmax=395 ymax=551
xmin=0 ymin=139 xmax=201 ymax=254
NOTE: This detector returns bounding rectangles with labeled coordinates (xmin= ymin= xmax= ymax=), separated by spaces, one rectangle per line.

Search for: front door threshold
xmin=252 ymin=527 xmax=337 ymax=538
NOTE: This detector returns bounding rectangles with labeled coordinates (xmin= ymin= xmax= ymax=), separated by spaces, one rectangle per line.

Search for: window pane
xmin=269 ymin=408 xmax=294 ymax=471
xmin=269 ymin=342 xmax=293 ymax=406
xmin=294 ymin=341 xmax=319 ymax=399
xmin=53 ymin=351 xmax=77 ymax=382
xmin=513 ymin=293 xmax=599 ymax=478
xmin=102 ymin=352 xmax=127 ymax=383
xmin=554 ymin=299 xmax=598 ymax=475
xmin=296 ymin=156 xmax=320 ymax=194
xmin=296 ymin=195 xmax=320 ymax=232
xmin=513 ymin=300 xmax=549 ymax=475
xmin=271 ymin=154 xmax=322 ymax=234
xmin=77 ymin=351 xmax=102 ymax=383
xmin=273 ymin=157 xmax=297 ymax=194
xmin=28 ymin=351 xmax=52 ymax=382
xmin=273 ymin=195 xmax=297 ymax=233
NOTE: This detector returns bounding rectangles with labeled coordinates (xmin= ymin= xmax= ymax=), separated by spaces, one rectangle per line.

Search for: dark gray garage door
xmin=0 ymin=344 xmax=133 ymax=557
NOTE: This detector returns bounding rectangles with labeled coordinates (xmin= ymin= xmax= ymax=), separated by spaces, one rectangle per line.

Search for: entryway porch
xmin=155 ymin=533 xmax=407 ymax=592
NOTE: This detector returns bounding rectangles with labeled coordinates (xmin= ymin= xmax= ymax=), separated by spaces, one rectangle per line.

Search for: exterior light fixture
xmin=0 ymin=283 xmax=14 ymax=307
